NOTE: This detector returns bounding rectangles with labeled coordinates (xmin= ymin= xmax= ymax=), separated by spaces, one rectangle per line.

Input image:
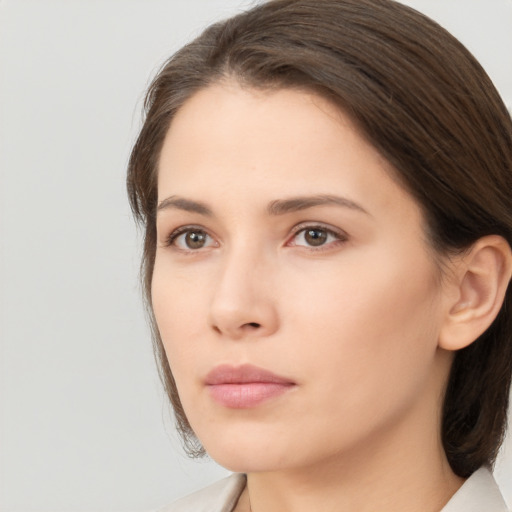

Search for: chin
xmin=198 ymin=428 xmax=294 ymax=473
xmin=209 ymin=451 xmax=289 ymax=474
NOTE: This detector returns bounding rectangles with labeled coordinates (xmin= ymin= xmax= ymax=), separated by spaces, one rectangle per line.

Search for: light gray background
xmin=1 ymin=1 xmax=511 ymax=511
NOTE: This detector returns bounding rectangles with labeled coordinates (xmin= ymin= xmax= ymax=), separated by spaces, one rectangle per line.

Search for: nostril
xmin=246 ymin=322 xmax=261 ymax=329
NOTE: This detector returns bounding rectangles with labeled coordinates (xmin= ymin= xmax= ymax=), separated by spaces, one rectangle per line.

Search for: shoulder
xmin=441 ymin=467 xmax=510 ymax=512
xmin=158 ymin=474 xmax=247 ymax=512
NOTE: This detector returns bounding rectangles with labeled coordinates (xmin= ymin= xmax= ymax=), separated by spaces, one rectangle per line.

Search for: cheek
xmin=280 ymin=249 xmax=443 ymax=406
xmin=151 ymin=261 xmax=210 ymax=374
xmin=285 ymin=246 xmax=440 ymax=336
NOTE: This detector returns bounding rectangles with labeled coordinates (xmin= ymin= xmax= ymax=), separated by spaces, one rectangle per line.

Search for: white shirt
xmin=160 ymin=467 xmax=509 ymax=512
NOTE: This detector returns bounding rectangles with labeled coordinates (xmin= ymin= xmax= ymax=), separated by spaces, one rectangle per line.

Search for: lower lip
xmin=207 ymin=382 xmax=294 ymax=408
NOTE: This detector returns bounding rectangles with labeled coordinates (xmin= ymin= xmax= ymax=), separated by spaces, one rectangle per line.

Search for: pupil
xmin=305 ymin=229 xmax=327 ymax=246
xmin=186 ymin=231 xmax=206 ymax=249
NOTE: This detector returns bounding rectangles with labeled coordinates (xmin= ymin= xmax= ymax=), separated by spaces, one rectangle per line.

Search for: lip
xmin=204 ymin=364 xmax=296 ymax=409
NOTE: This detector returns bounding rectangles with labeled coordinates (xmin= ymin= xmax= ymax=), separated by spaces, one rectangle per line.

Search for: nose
xmin=208 ymin=248 xmax=279 ymax=340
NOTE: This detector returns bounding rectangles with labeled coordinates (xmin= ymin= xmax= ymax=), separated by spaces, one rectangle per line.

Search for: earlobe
xmin=439 ymin=235 xmax=512 ymax=351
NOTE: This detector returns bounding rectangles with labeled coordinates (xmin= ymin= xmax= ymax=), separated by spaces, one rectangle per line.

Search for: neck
xmin=245 ymin=430 xmax=462 ymax=512
xmin=246 ymin=447 xmax=462 ymax=512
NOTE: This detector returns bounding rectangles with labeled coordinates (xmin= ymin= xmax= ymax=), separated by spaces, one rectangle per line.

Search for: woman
xmin=127 ymin=1 xmax=512 ymax=510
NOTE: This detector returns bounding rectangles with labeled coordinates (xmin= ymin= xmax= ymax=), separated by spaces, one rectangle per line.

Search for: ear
xmin=439 ymin=235 xmax=512 ymax=351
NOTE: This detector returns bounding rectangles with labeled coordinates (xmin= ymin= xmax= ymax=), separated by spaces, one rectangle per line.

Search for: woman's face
xmin=152 ymin=82 xmax=454 ymax=473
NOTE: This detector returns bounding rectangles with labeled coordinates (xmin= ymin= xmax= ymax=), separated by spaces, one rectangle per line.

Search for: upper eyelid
xmin=168 ymin=224 xmax=207 ymax=236
xmin=166 ymin=222 xmax=346 ymax=236
xmin=289 ymin=222 xmax=348 ymax=238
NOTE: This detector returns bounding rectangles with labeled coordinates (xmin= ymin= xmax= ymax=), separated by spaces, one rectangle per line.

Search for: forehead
xmin=160 ymin=82 xmax=352 ymax=168
xmin=157 ymin=81 xmax=422 ymax=226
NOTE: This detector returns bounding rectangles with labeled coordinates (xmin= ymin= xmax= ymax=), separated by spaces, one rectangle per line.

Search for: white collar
xmin=441 ymin=467 xmax=509 ymax=511
xmin=162 ymin=467 xmax=509 ymax=512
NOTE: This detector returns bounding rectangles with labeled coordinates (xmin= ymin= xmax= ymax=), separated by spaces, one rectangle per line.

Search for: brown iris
xmin=304 ymin=228 xmax=328 ymax=246
xmin=185 ymin=230 xmax=208 ymax=249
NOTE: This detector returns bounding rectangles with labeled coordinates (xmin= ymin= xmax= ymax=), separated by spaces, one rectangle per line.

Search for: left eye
xmin=170 ymin=229 xmax=216 ymax=250
xmin=291 ymin=226 xmax=343 ymax=247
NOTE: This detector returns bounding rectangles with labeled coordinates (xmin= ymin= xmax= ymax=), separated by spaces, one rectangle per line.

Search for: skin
xmin=152 ymin=82 xmax=466 ymax=512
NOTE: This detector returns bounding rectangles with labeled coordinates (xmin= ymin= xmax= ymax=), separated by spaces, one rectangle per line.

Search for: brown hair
xmin=127 ymin=0 xmax=512 ymax=477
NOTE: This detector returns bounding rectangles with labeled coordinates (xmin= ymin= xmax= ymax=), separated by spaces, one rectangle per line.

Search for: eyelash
xmin=163 ymin=223 xmax=348 ymax=252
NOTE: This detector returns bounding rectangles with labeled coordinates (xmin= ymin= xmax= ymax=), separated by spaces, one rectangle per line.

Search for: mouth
xmin=204 ymin=364 xmax=296 ymax=409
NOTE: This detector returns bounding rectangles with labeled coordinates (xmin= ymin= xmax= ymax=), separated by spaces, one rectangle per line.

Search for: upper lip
xmin=204 ymin=364 xmax=295 ymax=385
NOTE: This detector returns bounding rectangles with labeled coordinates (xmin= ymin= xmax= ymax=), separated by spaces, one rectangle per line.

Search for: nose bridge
xmin=208 ymin=238 xmax=278 ymax=338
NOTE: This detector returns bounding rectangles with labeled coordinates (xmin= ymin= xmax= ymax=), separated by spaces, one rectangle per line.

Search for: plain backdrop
xmin=1 ymin=1 xmax=511 ymax=511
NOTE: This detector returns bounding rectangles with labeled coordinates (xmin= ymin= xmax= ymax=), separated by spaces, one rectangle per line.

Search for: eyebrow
xmin=157 ymin=194 xmax=369 ymax=216
xmin=157 ymin=196 xmax=212 ymax=215
xmin=267 ymin=194 xmax=369 ymax=216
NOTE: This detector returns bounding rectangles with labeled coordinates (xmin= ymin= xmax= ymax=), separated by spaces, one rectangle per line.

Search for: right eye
xmin=167 ymin=227 xmax=217 ymax=251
